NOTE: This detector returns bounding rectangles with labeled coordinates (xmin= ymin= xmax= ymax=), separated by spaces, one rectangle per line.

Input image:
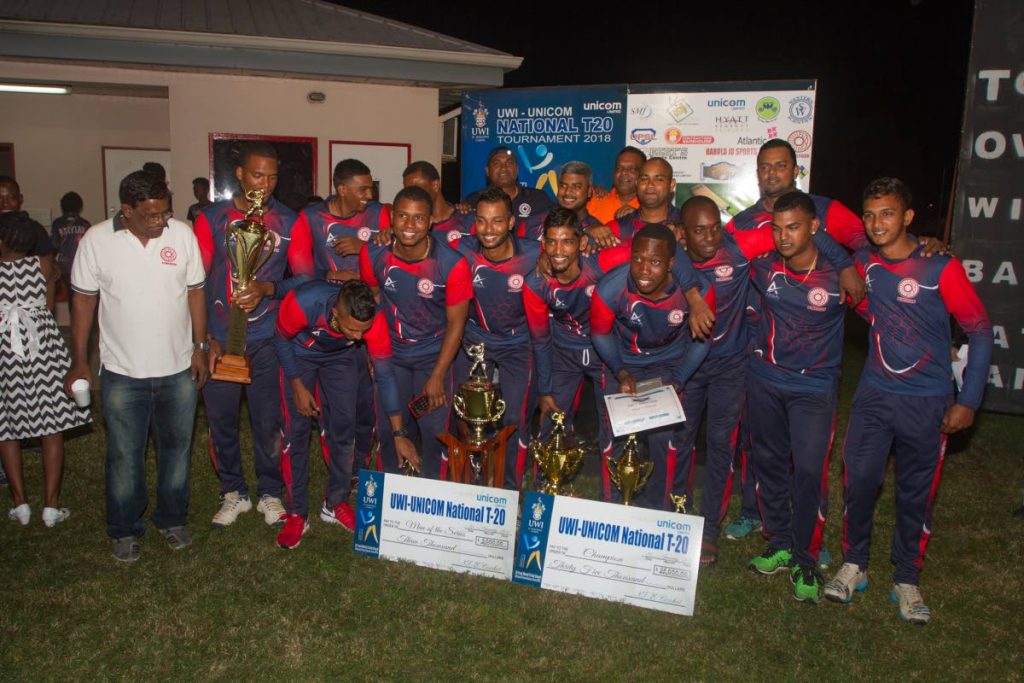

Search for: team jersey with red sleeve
xmin=696 ymin=227 xmax=853 ymax=359
xmin=451 ymin=235 xmax=540 ymax=347
xmin=359 ymin=236 xmax=472 ymax=361
xmin=608 ymin=206 xmax=682 ymax=241
xmin=590 ymin=265 xmax=715 ymax=388
xmin=274 ymin=280 xmax=401 ymax=415
xmin=194 ymin=198 xmax=314 ymax=344
xmin=520 ymin=207 xmax=602 ymax=242
xmin=726 ymin=193 xmax=869 ymax=252
xmin=749 ymin=254 xmax=847 ymax=394
xmin=854 ymin=246 xmax=993 ymax=409
xmin=299 ymin=199 xmax=390 ymax=277
xmin=433 ymin=210 xmax=474 ymax=246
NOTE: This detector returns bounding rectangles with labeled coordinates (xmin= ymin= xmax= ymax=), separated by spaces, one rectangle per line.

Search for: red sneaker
xmin=276 ymin=514 xmax=310 ymax=550
xmin=319 ymin=501 xmax=356 ymax=532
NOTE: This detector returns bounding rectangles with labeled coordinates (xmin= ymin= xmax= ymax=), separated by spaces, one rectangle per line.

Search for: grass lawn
xmin=2 ymin=339 xmax=1022 ymax=681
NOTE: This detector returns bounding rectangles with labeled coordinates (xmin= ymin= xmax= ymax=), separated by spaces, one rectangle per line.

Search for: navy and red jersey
xmin=520 ymin=207 xmax=602 ymax=242
xmin=359 ymin=235 xmax=472 ymax=360
xmin=749 ymin=254 xmax=847 ymax=394
xmin=591 ymin=264 xmax=715 ymax=387
xmin=50 ymin=214 xmax=90 ymax=273
xmin=608 ymin=206 xmax=682 ymax=242
xmin=451 ymin=235 xmax=540 ymax=346
xmin=194 ymin=198 xmax=314 ymax=344
xmin=298 ymin=199 xmax=391 ymax=277
xmin=274 ymin=280 xmax=401 ymax=415
xmin=464 ymin=185 xmax=554 ymax=224
xmin=727 ymin=193 xmax=868 ymax=252
xmin=696 ymin=227 xmax=853 ymax=359
xmin=854 ymin=245 xmax=993 ymax=409
xmin=433 ymin=209 xmax=474 ymax=245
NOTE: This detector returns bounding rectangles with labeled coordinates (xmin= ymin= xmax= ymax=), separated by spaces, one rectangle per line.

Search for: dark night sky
xmin=341 ymin=0 xmax=975 ymax=227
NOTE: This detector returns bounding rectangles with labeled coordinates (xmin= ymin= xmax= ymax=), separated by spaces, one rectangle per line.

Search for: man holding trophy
xmin=358 ymin=186 xmax=472 ymax=479
xmin=193 ymin=141 xmax=314 ymax=529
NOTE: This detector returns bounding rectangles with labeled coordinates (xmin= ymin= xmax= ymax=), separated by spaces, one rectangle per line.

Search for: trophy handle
xmin=453 ymin=393 xmax=466 ymax=420
xmin=251 ymin=230 xmax=274 ymax=278
xmin=491 ymin=398 xmax=506 ymax=422
xmin=605 ymin=454 xmax=619 ymax=488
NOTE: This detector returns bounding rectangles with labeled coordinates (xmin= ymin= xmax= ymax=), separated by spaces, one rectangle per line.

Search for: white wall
xmin=0 ymin=59 xmax=441 ymax=222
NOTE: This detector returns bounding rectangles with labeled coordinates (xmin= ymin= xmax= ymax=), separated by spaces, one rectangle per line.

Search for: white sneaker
xmin=824 ymin=562 xmax=869 ymax=603
xmin=890 ymin=583 xmax=932 ymax=625
xmin=211 ymin=491 xmax=252 ymax=528
xmin=256 ymin=495 xmax=287 ymax=527
xmin=8 ymin=503 xmax=30 ymax=526
xmin=41 ymin=507 xmax=70 ymax=527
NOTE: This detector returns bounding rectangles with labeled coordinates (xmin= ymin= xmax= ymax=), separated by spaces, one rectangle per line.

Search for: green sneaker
xmin=748 ymin=547 xmax=792 ymax=575
xmin=791 ymin=564 xmax=823 ymax=604
xmin=725 ymin=515 xmax=762 ymax=540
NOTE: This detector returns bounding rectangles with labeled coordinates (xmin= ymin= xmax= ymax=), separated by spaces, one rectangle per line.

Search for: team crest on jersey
xmin=807 ymin=287 xmax=829 ymax=311
xmin=507 ymin=274 xmax=524 ymax=292
xmin=714 ymin=264 xmax=733 ymax=281
xmin=897 ymin=277 xmax=920 ymax=303
xmin=357 ymin=227 xmax=372 ymax=241
xmin=159 ymin=247 xmax=177 ymax=265
xmin=417 ymin=278 xmax=435 ymax=297
xmin=519 ymin=203 xmax=531 ymax=218
xmin=667 ymin=309 xmax=685 ymax=325
xmin=446 ymin=229 xmax=461 ymax=243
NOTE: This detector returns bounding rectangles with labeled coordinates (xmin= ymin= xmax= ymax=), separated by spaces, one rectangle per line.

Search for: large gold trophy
xmin=606 ymin=434 xmax=653 ymax=506
xmin=211 ymin=189 xmax=274 ymax=384
xmin=439 ymin=343 xmax=516 ymax=487
xmin=530 ymin=412 xmax=585 ymax=496
xmin=452 ymin=343 xmax=506 ymax=446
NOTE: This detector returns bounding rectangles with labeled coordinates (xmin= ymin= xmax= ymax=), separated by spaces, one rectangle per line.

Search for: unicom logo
xmin=531 ymin=499 xmax=546 ymax=521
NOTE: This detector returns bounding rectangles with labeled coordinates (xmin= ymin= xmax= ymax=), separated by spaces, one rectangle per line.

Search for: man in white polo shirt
xmin=66 ymin=171 xmax=209 ymax=563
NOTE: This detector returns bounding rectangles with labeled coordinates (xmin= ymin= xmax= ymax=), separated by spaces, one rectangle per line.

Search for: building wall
xmin=0 ymin=59 xmax=441 ymax=224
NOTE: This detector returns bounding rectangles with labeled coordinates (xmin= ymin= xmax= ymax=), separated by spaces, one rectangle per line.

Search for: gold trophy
xmin=452 ymin=343 xmax=506 ymax=446
xmin=530 ymin=412 xmax=585 ymax=496
xmin=211 ymin=189 xmax=274 ymax=384
xmin=670 ymin=493 xmax=689 ymax=514
xmin=606 ymin=434 xmax=653 ymax=506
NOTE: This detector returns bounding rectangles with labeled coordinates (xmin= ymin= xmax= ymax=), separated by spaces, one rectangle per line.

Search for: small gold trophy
xmin=452 ymin=343 xmax=506 ymax=446
xmin=606 ymin=434 xmax=653 ymax=506
xmin=530 ymin=412 xmax=585 ymax=496
xmin=211 ymin=189 xmax=274 ymax=383
xmin=670 ymin=493 xmax=689 ymax=514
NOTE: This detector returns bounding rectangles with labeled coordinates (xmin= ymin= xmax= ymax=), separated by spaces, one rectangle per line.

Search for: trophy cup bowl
xmin=531 ymin=411 xmax=585 ymax=495
xmin=212 ymin=189 xmax=274 ymax=383
xmin=453 ymin=376 xmax=506 ymax=446
xmin=606 ymin=434 xmax=653 ymax=506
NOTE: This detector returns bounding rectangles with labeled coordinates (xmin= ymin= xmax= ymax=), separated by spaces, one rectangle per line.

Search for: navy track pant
xmin=747 ymin=373 xmax=836 ymax=568
xmin=280 ymin=349 xmax=365 ymax=517
xmin=674 ymin=351 xmax=747 ymax=537
xmin=376 ymin=354 xmax=453 ymax=480
xmin=538 ymin=343 xmax=613 ymax=500
xmin=841 ymin=385 xmax=952 ymax=585
xmin=203 ymin=338 xmax=282 ymax=499
xmin=455 ymin=342 xmax=535 ymax=490
xmin=353 ymin=350 xmax=376 ymax=470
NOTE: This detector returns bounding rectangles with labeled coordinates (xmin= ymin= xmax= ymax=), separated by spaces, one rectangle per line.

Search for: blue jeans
xmin=102 ymin=367 xmax=198 ymax=539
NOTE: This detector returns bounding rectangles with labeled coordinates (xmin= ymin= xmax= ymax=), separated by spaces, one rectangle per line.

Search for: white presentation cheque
xmin=514 ymin=492 xmax=704 ymax=616
xmin=604 ymin=384 xmax=686 ymax=437
xmin=353 ymin=469 xmax=519 ymax=581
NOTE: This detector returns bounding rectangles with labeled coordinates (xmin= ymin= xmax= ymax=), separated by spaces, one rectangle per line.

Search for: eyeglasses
xmin=138 ymin=210 xmax=173 ymax=223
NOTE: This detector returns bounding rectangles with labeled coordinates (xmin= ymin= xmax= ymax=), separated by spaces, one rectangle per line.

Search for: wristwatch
xmin=193 ymin=342 xmax=210 ymax=352
xmin=393 ymin=428 xmax=410 ymax=440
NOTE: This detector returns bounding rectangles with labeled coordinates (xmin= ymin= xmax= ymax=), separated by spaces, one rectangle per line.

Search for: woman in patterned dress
xmin=0 ymin=212 xmax=90 ymax=527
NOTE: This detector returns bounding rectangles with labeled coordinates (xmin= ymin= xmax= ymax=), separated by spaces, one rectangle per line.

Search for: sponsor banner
xmin=353 ymin=469 xmax=519 ymax=580
xmin=461 ymin=86 xmax=627 ymax=201
xmin=950 ymin=0 xmax=1024 ymax=413
xmin=626 ymin=84 xmax=816 ymax=219
xmin=513 ymin=492 xmax=704 ymax=616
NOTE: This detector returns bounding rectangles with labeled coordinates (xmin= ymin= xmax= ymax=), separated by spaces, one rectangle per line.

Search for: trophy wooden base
xmin=211 ymin=353 xmax=252 ymax=384
xmin=438 ymin=425 xmax=516 ymax=488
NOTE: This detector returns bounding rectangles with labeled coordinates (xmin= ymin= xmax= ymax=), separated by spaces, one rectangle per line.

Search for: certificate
xmin=513 ymin=492 xmax=704 ymax=616
xmin=603 ymin=384 xmax=686 ymax=437
xmin=353 ymin=469 xmax=519 ymax=581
